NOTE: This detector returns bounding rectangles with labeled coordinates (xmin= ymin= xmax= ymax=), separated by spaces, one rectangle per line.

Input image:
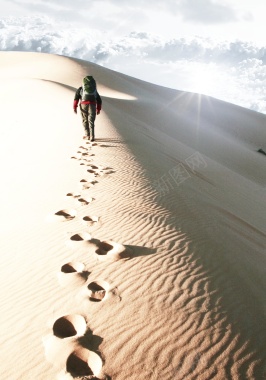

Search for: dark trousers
xmin=80 ymin=103 xmax=96 ymax=138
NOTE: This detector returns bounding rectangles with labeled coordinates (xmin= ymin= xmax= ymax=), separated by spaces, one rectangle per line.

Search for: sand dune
xmin=0 ymin=51 xmax=265 ymax=380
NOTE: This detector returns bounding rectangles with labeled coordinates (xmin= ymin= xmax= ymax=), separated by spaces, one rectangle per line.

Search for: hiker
xmin=73 ymin=75 xmax=102 ymax=142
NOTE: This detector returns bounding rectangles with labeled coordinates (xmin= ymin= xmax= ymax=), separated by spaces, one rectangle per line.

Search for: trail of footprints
xmin=44 ymin=139 xmax=132 ymax=380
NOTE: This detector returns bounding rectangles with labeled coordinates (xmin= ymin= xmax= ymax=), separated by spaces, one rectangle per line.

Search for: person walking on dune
xmin=73 ymin=75 xmax=102 ymax=142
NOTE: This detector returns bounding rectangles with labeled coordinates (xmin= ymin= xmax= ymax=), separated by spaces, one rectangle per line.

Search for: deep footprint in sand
xmin=95 ymin=240 xmax=132 ymax=261
xmin=70 ymin=232 xmax=91 ymax=242
xmin=66 ymin=347 xmax=103 ymax=378
xmin=58 ymin=261 xmax=89 ymax=286
xmin=66 ymin=232 xmax=92 ymax=249
xmin=47 ymin=209 xmax=77 ymax=222
xmin=82 ymin=215 xmax=99 ymax=226
xmin=61 ymin=261 xmax=85 ymax=274
xmin=87 ymin=280 xmax=109 ymax=302
xmin=53 ymin=314 xmax=87 ymax=338
xmin=77 ymin=196 xmax=94 ymax=206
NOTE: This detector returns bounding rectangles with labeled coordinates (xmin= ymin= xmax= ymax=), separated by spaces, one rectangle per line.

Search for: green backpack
xmin=82 ymin=76 xmax=97 ymax=101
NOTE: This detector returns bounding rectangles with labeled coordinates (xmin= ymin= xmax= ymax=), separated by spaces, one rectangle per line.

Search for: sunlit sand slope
xmin=0 ymin=52 xmax=265 ymax=380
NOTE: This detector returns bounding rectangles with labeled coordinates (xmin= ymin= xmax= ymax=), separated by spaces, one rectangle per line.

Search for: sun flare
xmin=190 ymin=66 xmax=218 ymax=96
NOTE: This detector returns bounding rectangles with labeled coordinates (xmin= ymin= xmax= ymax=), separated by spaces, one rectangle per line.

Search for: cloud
xmin=178 ymin=0 xmax=237 ymax=24
xmin=6 ymin=0 xmax=151 ymax=31
xmin=94 ymin=0 xmax=241 ymax=24
xmin=8 ymin=0 xmax=115 ymax=29
xmin=1 ymin=16 xmax=265 ymax=66
xmin=0 ymin=15 xmax=266 ymax=114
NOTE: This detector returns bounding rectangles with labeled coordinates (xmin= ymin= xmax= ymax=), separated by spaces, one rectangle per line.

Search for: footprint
xmin=70 ymin=232 xmax=91 ymax=242
xmin=96 ymin=241 xmax=113 ymax=255
xmin=77 ymin=196 xmax=94 ymax=206
xmin=87 ymin=166 xmax=114 ymax=176
xmin=53 ymin=314 xmax=87 ymax=339
xmin=80 ymin=161 xmax=92 ymax=166
xmin=85 ymin=142 xmax=97 ymax=147
xmin=100 ymin=167 xmax=115 ymax=175
xmin=80 ymin=179 xmax=88 ymax=183
xmin=87 ymin=168 xmax=105 ymax=177
xmin=82 ymin=180 xmax=98 ymax=190
xmin=55 ymin=210 xmax=77 ymax=219
xmin=82 ymin=184 xmax=91 ymax=190
xmin=66 ymin=347 xmax=102 ymax=378
xmin=87 ymin=280 xmax=109 ymax=302
xmin=66 ymin=232 xmax=92 ymax=249
xmin=58 ymin=262 xmax=89 ymax=287
xmin=61 ymin=262 xmax=85 ymax=274
xmin=72 ymin=154 xmax=83 ymax=161
xmin=66 ymin=192 xmax=81 ymax=199
xmin=99 ymin=169 xmax=114 ymax=176
xmin=82 ymin=216 xmax=99 ymax=226
xmin=82 ymin=183 xmax=92 ymax=190
xmin=46 ymin=209 xmax=77 ymax=222
xmin=95 ymin=240 xmax=132 ymax=261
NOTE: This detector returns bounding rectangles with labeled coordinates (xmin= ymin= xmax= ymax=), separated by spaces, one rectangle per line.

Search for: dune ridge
xmin=0 ymin=52 xmax=265 ymax=379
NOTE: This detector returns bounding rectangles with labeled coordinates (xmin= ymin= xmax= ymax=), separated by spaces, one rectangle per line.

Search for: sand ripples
xmin=41 ymin=104 xmax=265 ymax=379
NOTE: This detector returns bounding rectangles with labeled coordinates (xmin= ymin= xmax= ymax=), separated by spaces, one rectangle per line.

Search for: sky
xmin=1 ymin=0 xmax=266 ymax=113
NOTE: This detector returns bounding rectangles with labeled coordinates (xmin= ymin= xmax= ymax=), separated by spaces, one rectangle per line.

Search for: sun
xmin=189 ymin=63 xmax=221 ymax=97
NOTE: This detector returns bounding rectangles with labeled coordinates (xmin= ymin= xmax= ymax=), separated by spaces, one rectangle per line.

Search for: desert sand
xmin=0 ymin=51 xmax=265 ymax=379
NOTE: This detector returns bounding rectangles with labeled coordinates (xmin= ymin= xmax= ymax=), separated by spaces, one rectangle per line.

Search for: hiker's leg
xmin=80 ymin=104 xmax=90 ymax=137
xmin=88 ymin=104 xmax=96 ymax=139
